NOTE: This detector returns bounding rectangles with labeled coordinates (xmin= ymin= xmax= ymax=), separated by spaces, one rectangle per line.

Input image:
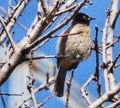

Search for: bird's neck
xmin=72 ymin=20 xmax=89 ymax=26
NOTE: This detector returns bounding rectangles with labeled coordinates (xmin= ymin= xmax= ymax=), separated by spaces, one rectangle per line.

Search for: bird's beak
xmin=89 ymin=17 xmax=95 ymax=21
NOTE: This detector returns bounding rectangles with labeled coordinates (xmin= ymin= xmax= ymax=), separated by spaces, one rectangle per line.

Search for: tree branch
xmin=0 ymin=16 xmax=16 ymax=50
xmin=90 ymin=83 xmax=120 ymax=108
xmin=0 ymin=0 xmax=30 ymax=44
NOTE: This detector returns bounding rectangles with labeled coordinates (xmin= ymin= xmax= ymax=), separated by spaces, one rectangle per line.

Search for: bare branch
xmin=90 ymin=83 xmax=120 ymax=108
xmin=0 ymin=92 xmax=23 ymax=96
xmin=17 ymin=76 xmax=56 ymax=107
xmin=106 ymin=99 xmax=120 ymax=108
xmin=106 ymin=0 xmax=119 ymax=91
xmin=54 ymin=4 xmax=78 ymax=16
xmin=94 ymin=25 xmax=102 ymax=98
xmin=102 ymin=0 xmax=119 ymax=92
xmin=0 ymin=0 xmax=30 ymax=44
xmin=80 ymin=75 xmax=95 ymax=105
xmin=40 ymin=0 xmax=49 ymax=15
xmin=38 ymin=95 xmax=53 ymax=107
xmin=24 ymin=31 xmax=83 ymax=52
xmin=16 ymin=21 xmax=28 ymax=31
xmin=23 ymin=55 xmax=69 ymax=61
xmin=1 ymin=0 xmax=120 ymax=107
xmin=27 ymin=53 xmax=38 ymax=107
xmin=0 ymin=94 xmax=6 ymax=108
xmin=65 ymin=70 xmax=74 ymax=108
xmin=0 ymin=16 xmax=16 ymax=50
xmin=8 ymin=0 xmax=12 ymax=13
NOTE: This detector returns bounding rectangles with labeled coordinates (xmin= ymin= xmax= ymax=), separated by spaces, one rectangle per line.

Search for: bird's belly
xmin=65 ymin=35 xmax=92 ymax=62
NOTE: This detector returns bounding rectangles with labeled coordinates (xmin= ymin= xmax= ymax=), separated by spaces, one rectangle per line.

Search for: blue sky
xmin=0 ymin=0 xmax=120 ymax=107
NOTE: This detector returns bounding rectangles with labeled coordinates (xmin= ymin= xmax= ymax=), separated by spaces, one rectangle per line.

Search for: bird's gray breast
xmin=64 ymin=24 xmax=92 ymax=62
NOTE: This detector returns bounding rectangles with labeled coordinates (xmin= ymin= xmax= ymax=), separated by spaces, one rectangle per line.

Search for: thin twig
xmin=80 ymin=75 xmax=95 ymax=105
xmin=54 ymin=4 xmax=77 ymax=16
xmin=16 ymin=21 xmax=28 ymax=31
xmin=40 ymin=0 xmax=49 ymax=15
xmin=106 ymin=99 xmax=120 ymax=108
xmin=51 ymin=32 xmax=83 ymax=38
xmin=0 ymin=92 xmax=23 ymax=96
xmin=0 ymin=94 xmax=6 ymax=108
xmin=106 ymin=53 xmax=120 ymax=74
xmin=0 ymin=0 xmax=30 ymax=44
xmin=40 ymin=0 xmax=79 ymax=36
xmin=8 ymin=0 xmax=12 ymax=13
xmin=65 ymin=70 xmax=74 ymax=108
xmin=89 ymin=83 xmax=120 ymax=108
xmin=17 ymin=76 xmax=56 ymax=107
xmin=94 ymin=25 xmax=102 ymax=97
xmin=23 ymin=55 xmax=69 ymax=61
xmin=38 ymin=95 xmax=53 ymax=107
xmin=31 ymin=38 xmax=49 ymax=53
xmin=27 ymin=52 xmax=38 ymax=108
xmin=0 ymin=16 xmax=16 ymax=50
xmin=30 ymin=32 xmax=83 ymax=52
xmin=24 ymin=0 xmax=86 ymax=51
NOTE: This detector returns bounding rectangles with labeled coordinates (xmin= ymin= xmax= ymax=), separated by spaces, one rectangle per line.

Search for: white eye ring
xmin=82 ymin=16 xmax=86 ymax=20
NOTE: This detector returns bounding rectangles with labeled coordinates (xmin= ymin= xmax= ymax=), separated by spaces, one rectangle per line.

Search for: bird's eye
xmin=82 ymin=16 xmax=86 ymax=20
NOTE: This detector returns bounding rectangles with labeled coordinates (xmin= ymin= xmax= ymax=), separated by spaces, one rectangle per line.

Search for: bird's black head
xmin=74 ymin=13 xmax=95 ymax=25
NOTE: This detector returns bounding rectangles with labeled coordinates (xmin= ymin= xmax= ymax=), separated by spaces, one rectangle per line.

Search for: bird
xmin=53 ymin=13 xmax=95 ymax=97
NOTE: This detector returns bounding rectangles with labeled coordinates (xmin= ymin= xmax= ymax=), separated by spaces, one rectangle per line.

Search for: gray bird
xmin=54 ymin=13 xmax=95 ymax=97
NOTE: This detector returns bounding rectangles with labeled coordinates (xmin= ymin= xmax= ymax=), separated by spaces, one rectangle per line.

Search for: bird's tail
xmin=53 ymin=66 xmax=67 ymax=97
